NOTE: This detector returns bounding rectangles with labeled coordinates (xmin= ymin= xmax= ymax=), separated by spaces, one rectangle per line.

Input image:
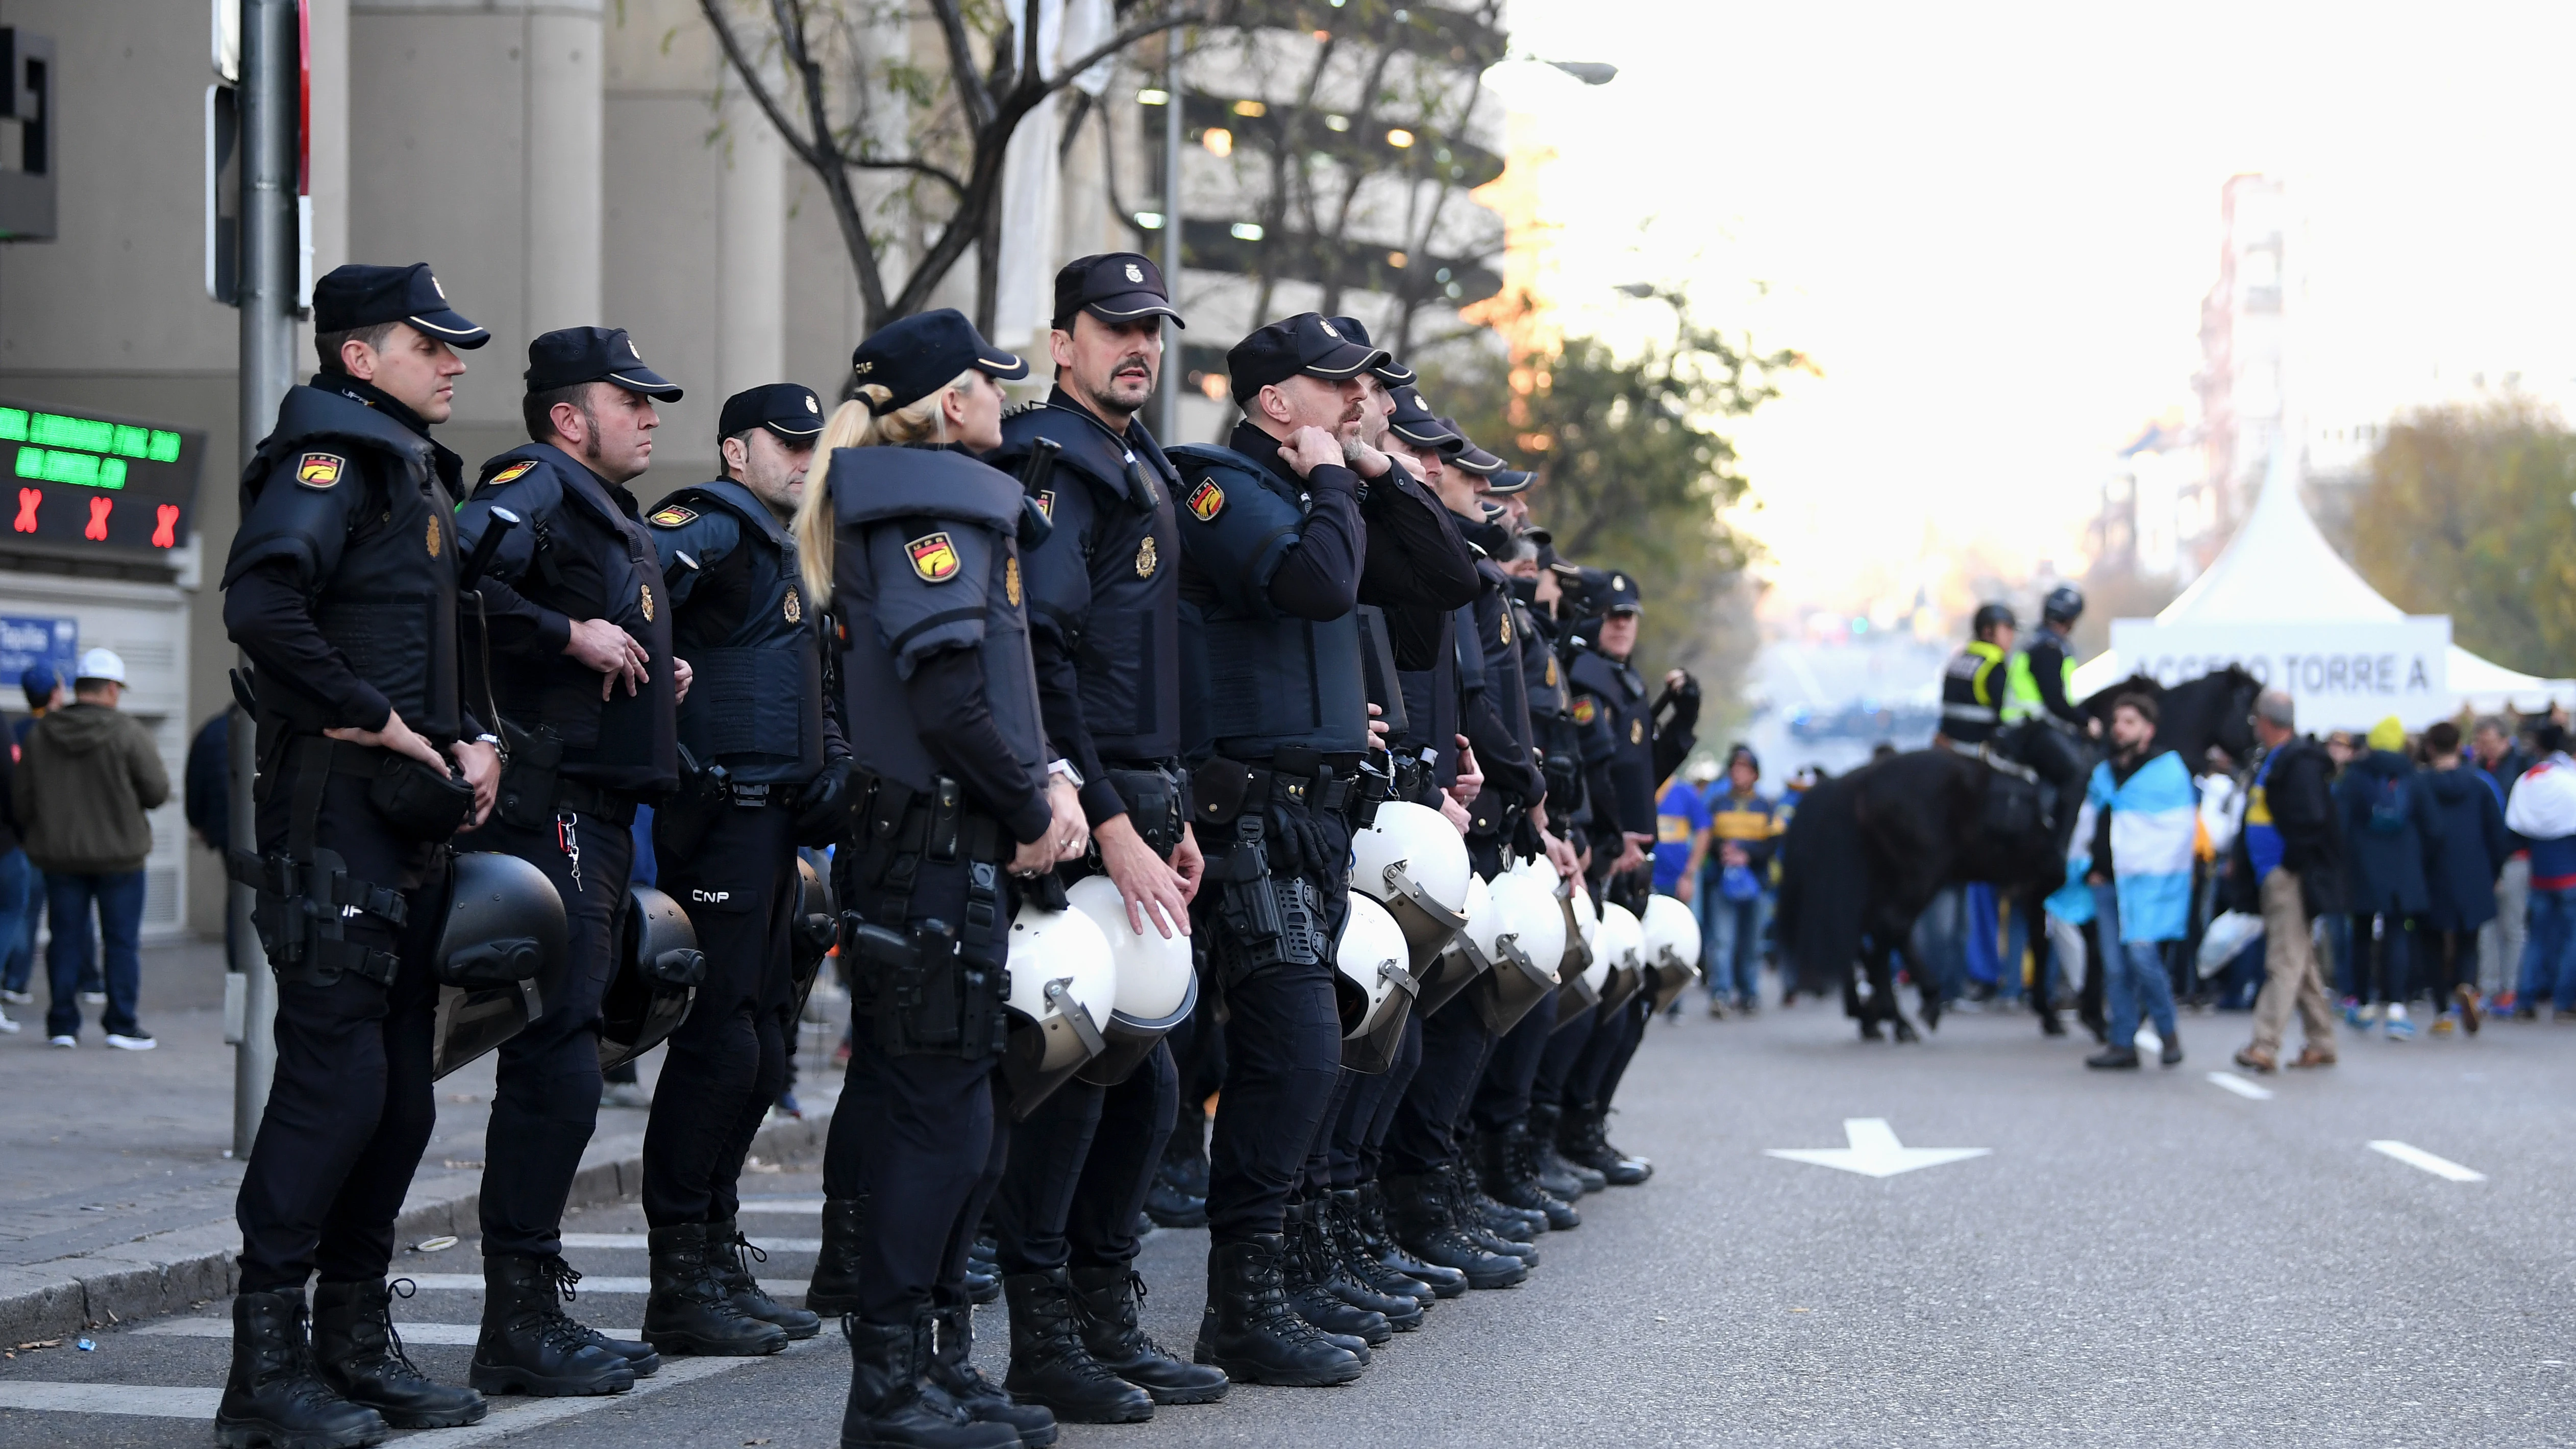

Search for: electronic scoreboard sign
xmin=0 ymin=398 xmax=205 ymax=557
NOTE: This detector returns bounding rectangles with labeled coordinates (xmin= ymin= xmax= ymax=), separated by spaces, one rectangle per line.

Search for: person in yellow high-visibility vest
xmin=1934 ymin=603 xmax=2016 ymax=751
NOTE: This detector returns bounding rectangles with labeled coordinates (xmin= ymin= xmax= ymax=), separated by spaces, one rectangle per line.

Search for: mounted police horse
xmin=1776 ymin=665 xmax=2261 ymax=1043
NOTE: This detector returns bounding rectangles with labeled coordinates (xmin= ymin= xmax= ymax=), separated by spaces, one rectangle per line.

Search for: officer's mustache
xmin=1111 ymin=355 xmax=1152 ymax=380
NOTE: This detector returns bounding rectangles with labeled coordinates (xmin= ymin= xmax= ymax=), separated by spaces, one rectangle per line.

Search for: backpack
xmin=2365 ymin=773 xmax=2412 ymax=836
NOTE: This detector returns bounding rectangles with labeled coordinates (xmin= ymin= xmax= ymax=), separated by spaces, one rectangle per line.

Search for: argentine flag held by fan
xmin=2088 ymin=750 xmax=2197 ymax=943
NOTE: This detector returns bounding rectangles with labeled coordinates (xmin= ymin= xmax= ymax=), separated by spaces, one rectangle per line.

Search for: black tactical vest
xmin=647 ymin=478 xmax=826 ymax=784
xmin=1469 ymin=556 xmax=1533 ymax=756
xmin=992 ymin=398 xmax=1181 ymax=764
xmin=228 ymin=385 xmax=464 ymax=743
xmin=1571 ymin=642 xmax=1655 ymax=834
xmin=829 ymin=445 xmax=1047 ymax=806
xmin=1168 ymin=443 xmax=1370 ymax=760
xmin=468 ymin=444 xmax=679 ymax=792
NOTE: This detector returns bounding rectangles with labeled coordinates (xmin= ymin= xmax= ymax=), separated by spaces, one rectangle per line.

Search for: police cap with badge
xmin=313 ymin=261 xmax=491 ymax=349
xmin=526 ymin=326 xmax=685 ymax=402
xmin=851 ymin=307 xmax=1028 ymax=412
xmin=719 ymin=383 xmax=825 ymax=443
xmin=1386 ymin=387 xmax=1461 ymax=454
xmin=1224 ymin=312 xmax=1390 ymax=406
xmin=1053 ymin=252 xmax=1184 ymax=331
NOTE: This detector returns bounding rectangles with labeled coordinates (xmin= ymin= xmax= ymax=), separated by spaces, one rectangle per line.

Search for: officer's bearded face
xmin=1055 ymin=313 xmax=1161 ymax=418
xmin=352 ymin=323 xmax=466 ymax=424
xmin=1351 ymin=376 xmax=1395 ymax=446
xmin=1600 ymin=611 xmax=1639 ymax=658
xmin=730 ymin=429 xmax=812 ymax=517
xmin=1260 ymin=374 xmax=1359 ymax=437
xmin=562 ymin=383 xmax=659 ymax=485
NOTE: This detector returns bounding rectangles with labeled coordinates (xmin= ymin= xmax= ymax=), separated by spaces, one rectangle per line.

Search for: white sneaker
xmin=0 ymin=988 xmax=30 ymax=1005
xmin=79 ymin=990 xmax=106 ymax=1007
xmin=0 ymin=1007 xmax=19 ymax=1034
xmin=46 ymin=1034 xmax=74 ymax=1048
xmin=104 ymin=1032 xmax=155 ymax=1051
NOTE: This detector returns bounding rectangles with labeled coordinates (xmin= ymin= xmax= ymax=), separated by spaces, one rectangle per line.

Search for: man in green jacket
xmin=12 ymin=648 xmax=168 ymax=1048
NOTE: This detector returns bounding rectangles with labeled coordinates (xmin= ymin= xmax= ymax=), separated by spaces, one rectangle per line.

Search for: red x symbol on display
xmin=152 ymin=505 xmax=180 ymax=549
xmin=84 ymin=496 xmax=112 ymax=541
xmin=11 ymin=489 xmax=36 ymax=534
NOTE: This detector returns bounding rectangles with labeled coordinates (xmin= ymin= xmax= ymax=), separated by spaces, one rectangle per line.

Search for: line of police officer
xmin=212 ymin=253 xmax=1695 ymax=1449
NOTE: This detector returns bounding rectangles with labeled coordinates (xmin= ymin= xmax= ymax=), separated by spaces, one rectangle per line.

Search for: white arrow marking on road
xmin=2369 ymin=1140 xmax=2486 ymax=1182
xmin=2205 ymin=1071 xmax=2274 ymax=1100
xmin=1763 ymin=1118 xmax=1990 ymax=1178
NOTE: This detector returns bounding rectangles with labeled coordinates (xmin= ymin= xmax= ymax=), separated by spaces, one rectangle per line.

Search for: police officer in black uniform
xmin=816 ymin=310 xmax=1077 ymax=1449
xmin=636 ymin=383 xmax=849 ymax=1358
xmin=219 ymin=263 xmax=499 ymax=1447
xmin=981 ymin=254 xmax=1232 ymax=1421
xmin=1167 ymin=314 xmax=1390 ymax=1389
xmin=452 ymin=327 xmax=688 ymax=1397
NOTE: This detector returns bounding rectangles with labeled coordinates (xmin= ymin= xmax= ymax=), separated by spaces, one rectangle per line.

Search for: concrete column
xmin=714 ymin=84 xmax=785 ymax=396
xmin=523 ymin=7 xmax=604 ymax=333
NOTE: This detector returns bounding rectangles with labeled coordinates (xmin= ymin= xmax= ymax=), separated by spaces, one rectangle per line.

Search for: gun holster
xmin=1210 ymin=813 xmax=1324 ymax=986
xmin=843 ymin=914 xmax=1009 ymax=1061
xmin=655 ymin=743 xmax=730 ymax=860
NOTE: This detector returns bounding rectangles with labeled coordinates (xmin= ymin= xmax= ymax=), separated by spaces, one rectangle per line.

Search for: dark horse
xmin=1776 ymin=665 xmax=2263 ymax=1043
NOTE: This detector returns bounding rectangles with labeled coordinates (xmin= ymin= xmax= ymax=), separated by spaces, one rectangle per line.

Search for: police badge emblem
xmin=1135 ymin=535 xmax=1157 ymax=578
xmin=908 ymin=532 xmax=960 ymax=582
xmin=1630 ymin=718 xmax=1645 ymax=744
xmin=1499 ymin=613 xmax=1510 ymax=645
xmin=784 ymin=588 xmax=803 ymax=623
xmin=1125 ymin=262 xmax=1145 ymax=283
xmin=426 ymin=516 xmax=443 ymax=558
xmin=1035 ymin=489 xmax=1055 ymax=523
xmin=640 ymin=583 xmax=655 ymax=622
xmin=649 ymin=504 xmax=698 ymax=528
xmin=1006 ymin=557 xmax=1023 ymax=608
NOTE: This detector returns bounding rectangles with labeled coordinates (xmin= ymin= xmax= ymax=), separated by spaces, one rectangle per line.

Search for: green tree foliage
xmin=1424 ymin=294 xmax=1803 ymax=703
xmin=2347 ymin=395 xmax=2576 ymax=679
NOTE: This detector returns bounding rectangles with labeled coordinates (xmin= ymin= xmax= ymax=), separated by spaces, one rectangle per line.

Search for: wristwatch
xmin=1047 ymin=758 xmax=1084 ymax=788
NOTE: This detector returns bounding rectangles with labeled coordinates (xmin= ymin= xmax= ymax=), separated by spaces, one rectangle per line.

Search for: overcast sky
xmin=1492 ymin=1 xmax=2576 ymax=614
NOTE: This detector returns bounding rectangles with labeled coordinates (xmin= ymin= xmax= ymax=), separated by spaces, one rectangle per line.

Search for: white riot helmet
xmin=1336 ymin=894 xmax=1420 ymax=1074
xmin=1551 ymin=876 xmax=1604 ymax=1026
xmin=1416 ymin=872 xmax=1496 ymax=1018
xmin=1641 ymin=893 xmax=1704 ymax=1013
xmin=1473 ymin=866 xmax=1566 ymax=1035
xmin=1347 ymin=801 xmax=1471 ymax=971
xmin=1000 ymin=900 xmax=1118 ymax=1116
xmin=1596 ymin=901 xmax=1646 ymax=1015
xmin=1064 ymin=875 xmax=1199 ymax=1087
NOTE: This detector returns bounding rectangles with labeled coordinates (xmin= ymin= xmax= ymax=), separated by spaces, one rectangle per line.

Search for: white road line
xmin=400 ymin=1274 xmax=655 ymax=1294
xmin=2369 ymin=1140 xmax=2486 ymax=1182
xmin=0 ymin=1382 xmax=220 ymax=1418
xmin=136 ymin=1320 xmax=641 ymax=1346
xmin=559 ymin=1233 xmax=820 ymax=1252
xmin=735 ymin=1197 xmax=826 ymax=1213
xmin=2205 ymin=1071 xmax=2275 ymax=1100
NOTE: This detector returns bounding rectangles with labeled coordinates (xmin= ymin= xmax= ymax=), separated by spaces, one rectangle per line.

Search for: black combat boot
xmin=1381 ymin=1173 xmax=1527 ymax=1290
xmin=1354 ymin=1181 xmax=1465 ymax=1298
xmin=1300 ymin=1193 xmax=1422 ymax=1330
xmin=1146 ymin=1097 xmax=1210 ymax=1229
xmin=839 ymin=1313 xmax=1022 ymax=1449
xmin=1452 ymin=1150 xmax=1548 ymax=1240
xmin=216 ymin=1287 xmax=390 ymax=1449
xmin=1276 ymin=1200 xmax=1387 ymax=1352
xmin=1483 ymin=1123 xmax=1580 ymax=1231
xmin=311 ymin=1278 xmax=487 ymax=1429
xmin=643 ymin=1223 xmax=790 ymax=1357
xmin=1323 ymin=1189 xmax=1434 ymax=1308
xmin=469 ymin=1255 xmax=637 ymax=1397
xmin=1529 ymin=1104 xmax=1604 ymax=1195
xmin=1559 ymin=1105 xmax=1650 ymax=1185
xmin=1192 ymin=1236 xmax=1367 ymax=1387
xmin=710 ymin=1217 xmax=823 ymax=1339
xmin=999 ymin=1269 xmax=1154 ymax=1423
xmin=926 ymin=1302 xmax=1057 ymax=1447
xmin=1067 ymin=1266 xmax=1229 ymax=1405
xmin=1447 ymin=1159 xmax=1542 ymax=1262
xmin=810 ymin=1194 xmax=870 ymax=1318
xmin=964 ymin=1235 xmax=1005 ymax=1306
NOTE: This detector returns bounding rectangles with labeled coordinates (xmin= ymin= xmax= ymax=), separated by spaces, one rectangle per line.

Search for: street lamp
xmin=1543 ymin=60 xmax=1618 ymax=86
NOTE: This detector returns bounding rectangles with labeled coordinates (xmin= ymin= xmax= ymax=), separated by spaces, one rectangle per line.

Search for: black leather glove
xmin=793 ymin=757 xmax=859 ymax=847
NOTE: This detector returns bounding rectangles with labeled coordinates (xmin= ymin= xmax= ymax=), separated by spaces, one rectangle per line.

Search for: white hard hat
xmin=1641 ymin=894 xmax=1704 ymax=1012
xmin=1473 ymin=867 xmax=1566 ymax=1035
xmin=1347 ymin=800 xmax=1471 ymax=970
xmin=1595 ymin=901 xmax=1644 ymax=1013
xmin=1335 ymin=893 xmax=1419 ymax=1073
xmin=75 ymin=647 xmax=126 ymax=685
xmin=1064 ymin=875 xmax=1198 ymax=1087
xmin=1552 ymin=877 xmax=1604 ymax=1021
xmin=1416 ymin=871 xmax=1496 ymax=1017
xmin=1000 ymin=900 xmax=1118 ymax=1115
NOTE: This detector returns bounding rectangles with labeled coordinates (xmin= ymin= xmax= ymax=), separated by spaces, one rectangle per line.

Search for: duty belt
xmin=227 ymin=735 xmax=413 ymax=988
xmin=1101 ymin=760 xmax=1190 ymax=857
xmin=551 ymin=775 xmax=640 ymax=828
xmin=1190 ymin=747 xmax=1365 ymax=829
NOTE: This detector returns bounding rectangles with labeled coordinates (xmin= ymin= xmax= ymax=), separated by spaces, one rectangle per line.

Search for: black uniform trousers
xmin=1469 ymin=985 xmax=1557 ymax=1134
xmin=642 ymin=802 xmax=797 ymax=1228
xmin=820 ymin=849 xmax=1008 ymax=1325
xmin=992 ymin=1039 xmax=1180 ymax=1273
xmin=1328 ymin=1009 xmax=1422 ymax=1188
xmin=464 ymin=807 xmax=634 ymax=1258
xmin=236 ymin=771 xmax=446 ymax=1292
xmin=1530 ymin=998 xmax=1596 ymax=1112
xmin=1381 ymin=996 xmax=1495 ymax=1176
xmin=1567 ymin=994 xmax=1648 ymax=1112
xmin=1201 ymin=799 xmax=1351 ymax=1246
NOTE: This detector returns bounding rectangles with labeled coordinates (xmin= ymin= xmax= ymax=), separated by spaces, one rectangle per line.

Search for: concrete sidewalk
xmin=0 ymin=938 xmax=842 ymax=1343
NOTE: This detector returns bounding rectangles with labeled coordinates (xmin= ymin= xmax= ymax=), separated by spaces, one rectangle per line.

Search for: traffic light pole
xmin=1159 ymin=25 xmax=1183 ymax=444
xmin=231 ymin=0 xmax=297 ymax=1159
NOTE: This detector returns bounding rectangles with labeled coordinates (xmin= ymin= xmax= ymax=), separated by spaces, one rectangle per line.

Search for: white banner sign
xmin=2109 ymin=617 xmax=2453 ymax=731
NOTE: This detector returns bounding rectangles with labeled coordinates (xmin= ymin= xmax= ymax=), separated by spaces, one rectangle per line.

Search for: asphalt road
xmin=5 ymin=999 xmax=2570 ymax=1448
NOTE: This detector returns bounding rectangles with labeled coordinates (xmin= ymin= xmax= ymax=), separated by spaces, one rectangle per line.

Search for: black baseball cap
xmin=1442 ymin=421 xmax=1504 ymax=477
xmin=1483 ymin=467 xmax=1533 ymax=496
xmin=1326 ymin=315 xmax=1414 ymax=386
xmin=851 ymin=309 xmax=1028 ymax=415
xmin=1054 ymin=253 xmax=1184 ymax=330
xmin=1226 ymin=313 xmax=1390 ymax=405
xmin=526 ymin=327 xmax=683 ymax=401
xmin=719 ymin=383 xmax=826 ymax=443
xmin=312 ymin=263 xmax=489 ymax=348
xmin=1385 ymin=386 xmax=1460 ymax=451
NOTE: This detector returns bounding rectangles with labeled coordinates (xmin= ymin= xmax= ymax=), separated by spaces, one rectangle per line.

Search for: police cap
xmin=1385 ymin=385 xmax=1460 ymax=451
xmin=312 ymin=263 xmax=490 ymax=348
xmin=1483 ymin=467 xmax=1533 ymax=496
xmin=1442 ymin=422 xmax=1505 ymax=477
xmin=851 ymin=308 xmax=1028 ymax=415
xmin=1566 ymin=565 xmax=1641 ymax=615
xmin=1325 ymin=315 xmax=1414 ymax=386
xmin=1227 ymin=313 xmax=1390 ymax=405
xmin=1053 ymin=252 xmax=1184 ymax=330
xmin=718 ymin=383 xmax=826 ymax=443
xmin=527 ymin=327 xmax=684 ymax=401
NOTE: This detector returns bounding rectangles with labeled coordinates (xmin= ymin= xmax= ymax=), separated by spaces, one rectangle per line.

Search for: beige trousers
xmin=2250 ymin=866 xmax=2335 ymax=1055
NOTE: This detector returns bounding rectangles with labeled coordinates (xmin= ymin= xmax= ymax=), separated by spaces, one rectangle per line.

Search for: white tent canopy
xmin=2070 ymin=452 xmax=2574 ymax=719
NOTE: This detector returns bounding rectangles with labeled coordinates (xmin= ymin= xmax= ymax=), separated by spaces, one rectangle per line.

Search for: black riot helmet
xmin=1970 ymin=602 xmax=2016 ymax=641
xmin=430 ymin=852 xmax=565 ymax=1080
xmin=2041 ymin=584 xmax=2085 ymax=628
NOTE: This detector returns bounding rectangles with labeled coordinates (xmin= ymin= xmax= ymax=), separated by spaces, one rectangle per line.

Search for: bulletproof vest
xmin=1470 ymin=558 xmax=1534 ymax=756
xmin=1394 ymin=607 xmax=1458 ymax=787
xmin=647 ymin=478 xmax=826 ymax=784
xmin=1570 ymin=642 xmax=1655 ymax=835
xmin=829 ymin=445 xmax=1046 ymax=807
xmin=228 ymin=384 xmax=464 ymax=743
xmin=1941 ymin=640 xmax=2006 ymax=745
xmin=993 ymin=399 xmax=1181 ymax=764
xmin=1168 ymin=443 xmax=1369 ymax=760
xmin=471 ymin=444 xmax=679 ymax=792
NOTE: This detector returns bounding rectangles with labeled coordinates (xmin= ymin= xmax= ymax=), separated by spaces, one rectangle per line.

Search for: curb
xmin=0 ymin=1106 xmax=832 ymax=1346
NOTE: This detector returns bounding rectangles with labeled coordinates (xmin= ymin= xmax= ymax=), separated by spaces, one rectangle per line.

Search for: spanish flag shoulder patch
xmin=907 ymin=532 xmax=961 ymax=583
xmin=294 ymin=452 xmax=345 ymax=489
xmin=1186 ymin=479 xmax=1225 ymax=521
